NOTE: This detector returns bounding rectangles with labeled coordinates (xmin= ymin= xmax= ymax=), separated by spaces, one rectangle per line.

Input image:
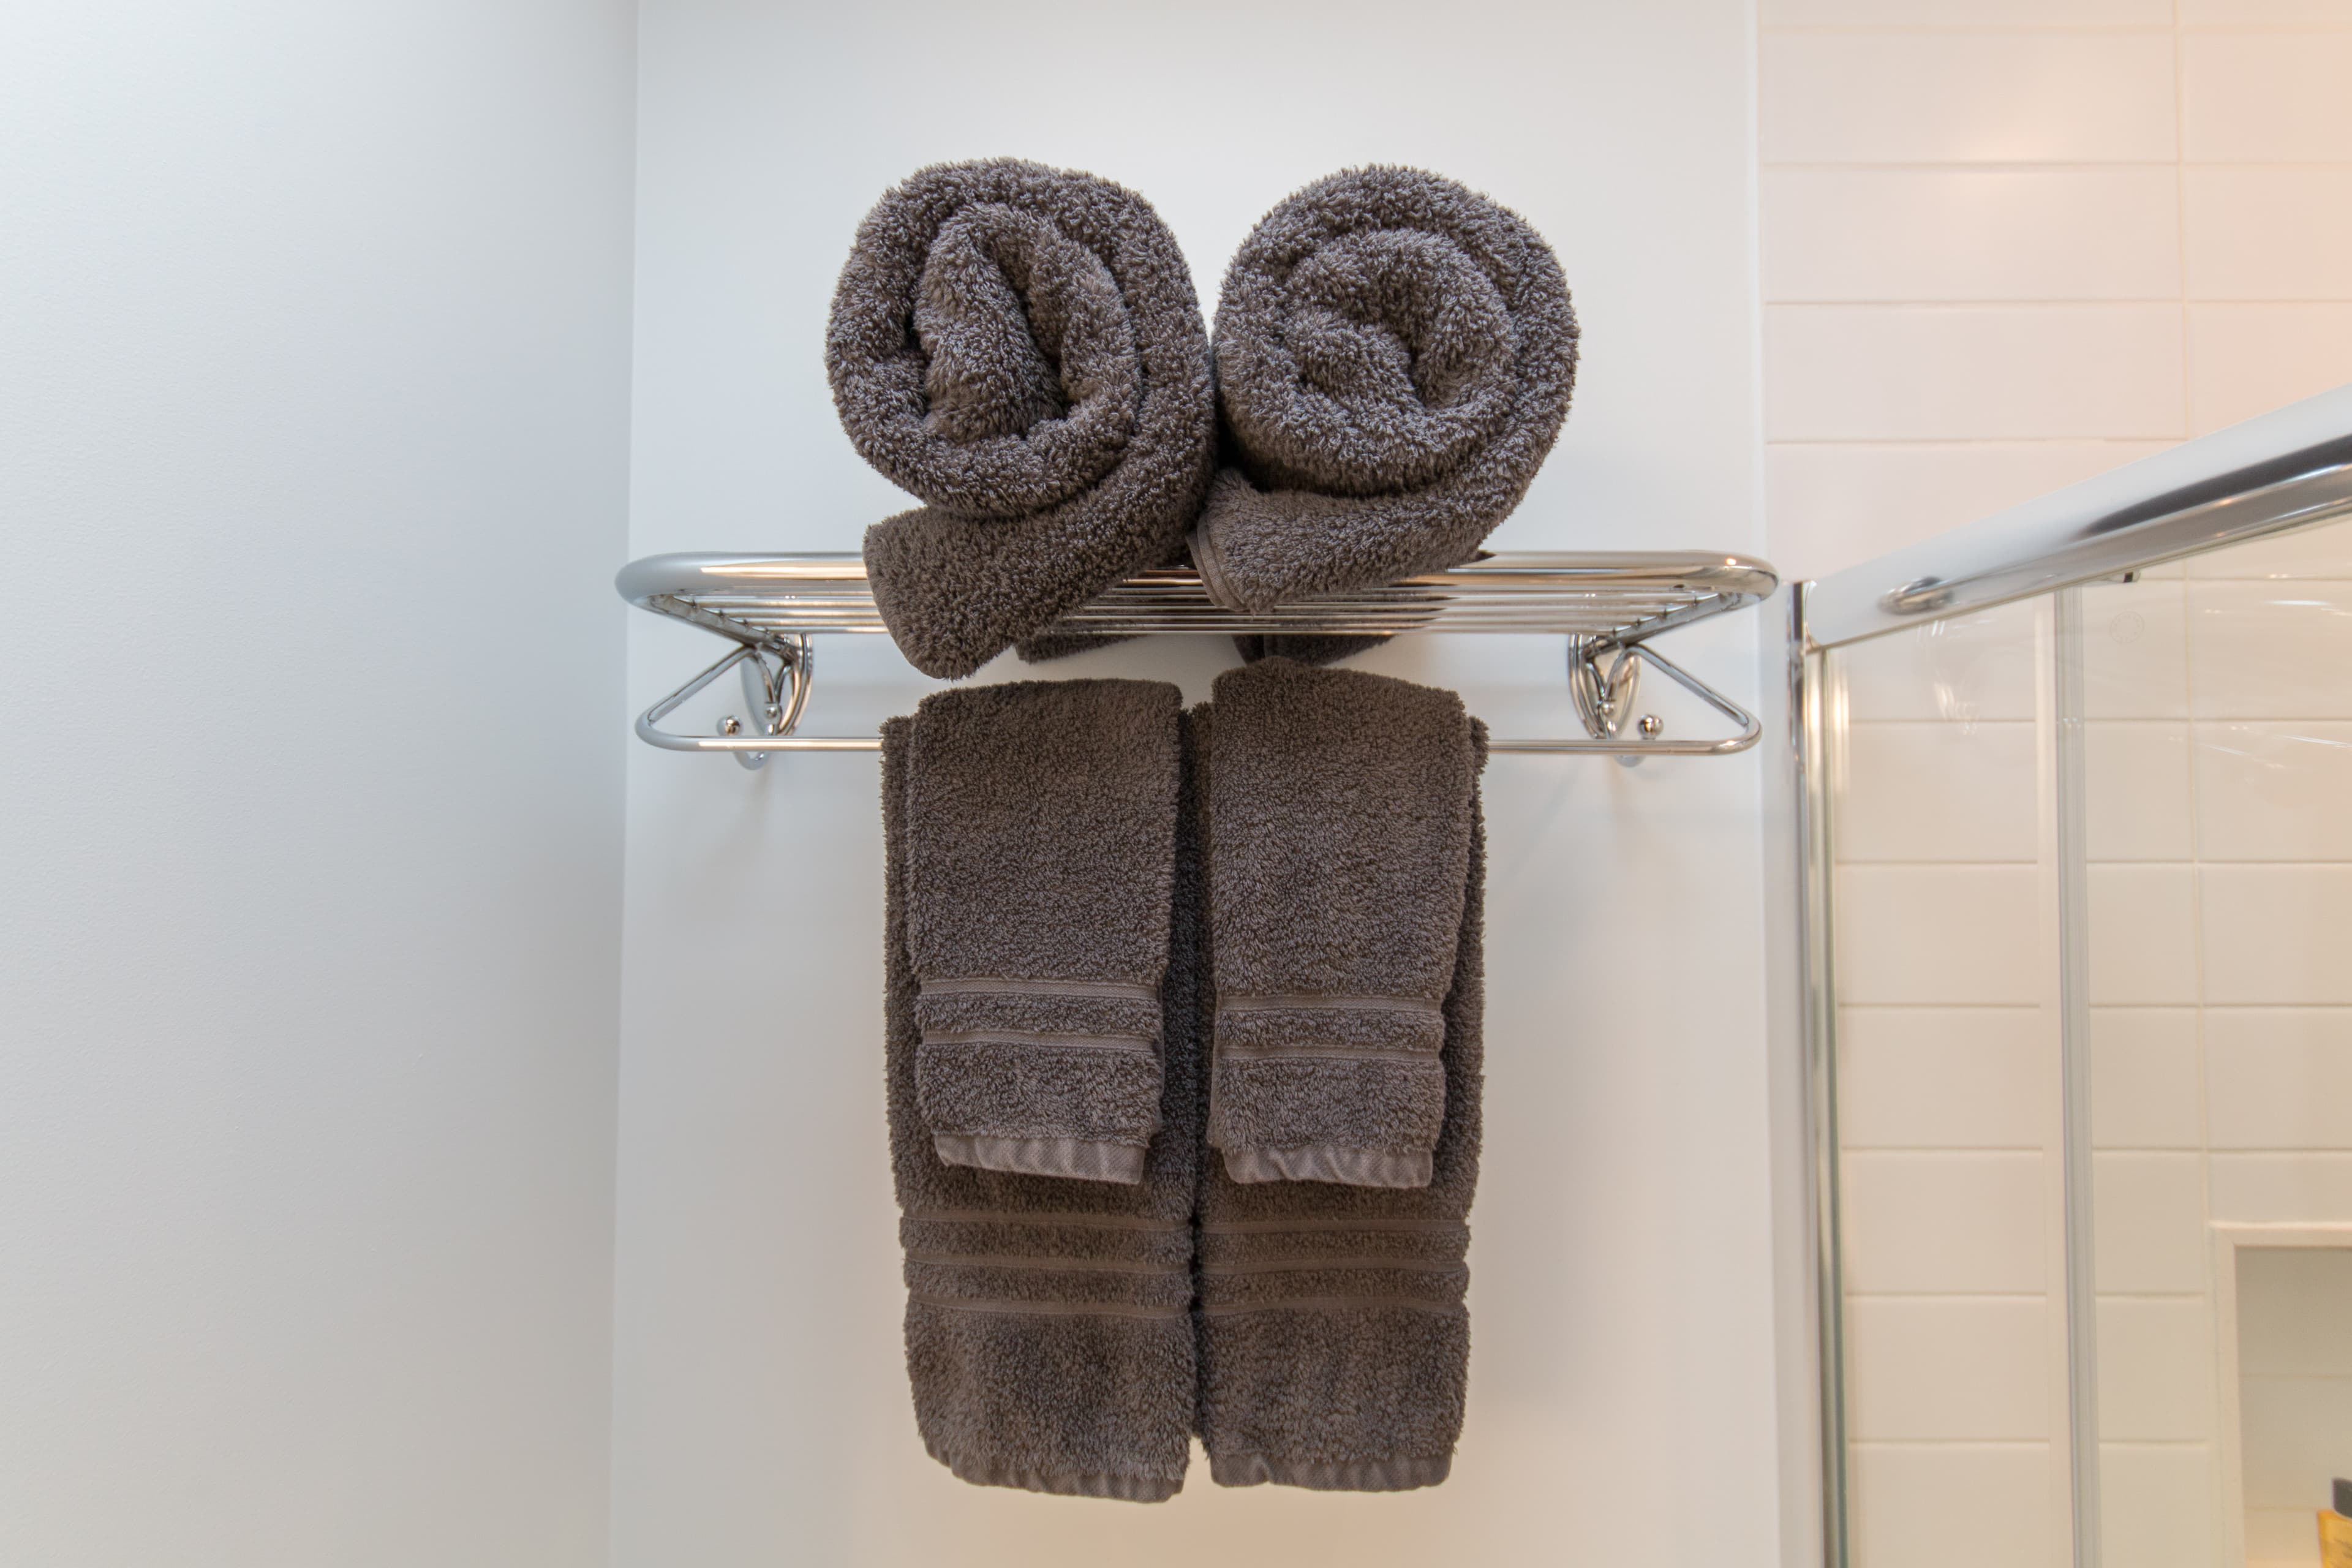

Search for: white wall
xmin=0 ymin=4 xmax=636 ymax=1565
xmin=615 ymin=1 xmax=1784 ymax=1563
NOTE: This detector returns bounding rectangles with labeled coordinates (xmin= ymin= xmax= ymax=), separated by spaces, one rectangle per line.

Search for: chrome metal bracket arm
xmin=633 ymin=636 xmax=869 ymax=769
xmin=1501 ymin=635 xmax=1761 ymax=758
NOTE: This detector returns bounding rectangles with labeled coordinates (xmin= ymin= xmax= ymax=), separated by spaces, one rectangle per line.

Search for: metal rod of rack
xmin=616 ymin=549 xmax=1779 ymax=764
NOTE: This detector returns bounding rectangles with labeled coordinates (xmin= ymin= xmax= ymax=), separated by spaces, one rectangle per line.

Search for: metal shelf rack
xmin=616 ymin=550 xmax=1779 ymax=767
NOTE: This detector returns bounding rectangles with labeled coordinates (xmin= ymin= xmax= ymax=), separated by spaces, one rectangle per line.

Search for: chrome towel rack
xmin=616 ymin=551 xmax=1778 ymax=767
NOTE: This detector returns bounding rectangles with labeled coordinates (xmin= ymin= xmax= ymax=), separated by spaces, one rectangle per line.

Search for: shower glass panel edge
xmin=2051 ymin=589 xmax=2103 ymax=1568
xmin=1804 ymin=592 xmax=2081 ymax=1567
xmin=1795 ymin=582 xmax=1850 ymax=1568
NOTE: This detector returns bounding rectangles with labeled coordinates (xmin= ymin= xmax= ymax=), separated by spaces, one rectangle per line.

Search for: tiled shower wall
xmin=2083 ymin=531 xmax=2352 ymax=1568
xmin=1760 ymin=0 xmax=2352 ymax=584
xmin=1763 ymin=7 xmax=2352 ymax=1567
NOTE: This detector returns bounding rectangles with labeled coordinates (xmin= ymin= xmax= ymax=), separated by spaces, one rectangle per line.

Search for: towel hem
xmin=1218 ymin=992 xmax=1442 ymax=1015
xmin=1207 ymin=1452 xmax=1452 ymax=1492
xmin=925 ymin=1442 xmax=1183 ymax=1502
xmin=934 ymin=1133 xmax=1148 ymax=1184
xmin=921 ymin=976 xmax=1159 ymax=1003
xmin=1220 ymin=1145 xmax=1433 ymax=1188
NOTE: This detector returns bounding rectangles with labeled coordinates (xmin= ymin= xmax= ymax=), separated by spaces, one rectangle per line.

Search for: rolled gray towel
xmin=900 ymin=679 xmax=1182 ymax=1184
xmin=880 ymin=704 xmax=1204 ymax=1502
xmin=1193 ymin=703 xmax=1488 ymax=1492
xmin=829 ymin=159 xmax=1216 ymax=678
xmin=1190 ymin=166 xmax=1577 ymax=612
xmin=1205 ymin=658 xmax=1481 ymax=1189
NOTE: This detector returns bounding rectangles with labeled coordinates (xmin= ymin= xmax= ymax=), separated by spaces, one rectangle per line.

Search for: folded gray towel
xmin=900 ymin=679 xmax=1182 ymax=1183
xmin=829 ymin=159 xmax=1216 ymax=678
xmin=1205 ymin=658 xmax=1480 ymax=1189
xmin=881 ymin=705 xmax=1204 ymax=1502
xmin=1189 ymin=166 xmax=1577 ymax=612
xmin=1193 ymin=704 xmax=1488 ymax=1491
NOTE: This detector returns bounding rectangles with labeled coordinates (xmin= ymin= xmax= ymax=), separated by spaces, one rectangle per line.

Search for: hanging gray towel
xmin=880 ymin=703 xmax=1203 ymax=1502
xmin=1193 ymin=702 xmax=1488 ymax=1491
xmin=829 ymin=159 xmax=1216 ymax=679
xmin=900 ymin=679 xmax=1182 ymax=1183
xmin=1189 ymin=166 xmax=1577 ymax=612
xmin=1204 ymin=658 xmax=1481 ymax=1189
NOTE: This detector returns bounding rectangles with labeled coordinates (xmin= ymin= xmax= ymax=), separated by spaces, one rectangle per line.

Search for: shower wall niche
xmin=1807 ymin=511 xmax=2352 ymax=1568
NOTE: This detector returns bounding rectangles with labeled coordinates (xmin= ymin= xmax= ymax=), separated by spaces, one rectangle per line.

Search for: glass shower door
xmin=2075 ymin=520 xmax=2352 ymax=1568
xmin=1812 ymin=509 xmax=2352 ymax=1568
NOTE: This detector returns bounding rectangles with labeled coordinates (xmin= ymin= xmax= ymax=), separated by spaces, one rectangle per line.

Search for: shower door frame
xmin=1790 ymin=384 xmax=2352 ymax=1568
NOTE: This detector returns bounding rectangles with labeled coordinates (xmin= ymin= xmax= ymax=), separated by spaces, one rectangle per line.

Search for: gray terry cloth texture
xmin=829 ymin=159 xmax=1216 ymax=679
xmin=881 ymin=701 xmax=1203 ymax=1503
xmin=1229 ymin=631 xmax=1389 ymax=667
xmin=1192 ymin=700 xmax=1488 ymax=1492
xmin=1189 ymin=166 xmax=1578 ymax=612
xmin=1204 ymin=659 xmax=1480 ymax=1190
xmin=899 ymin=680 xmax=1181 ymax=1185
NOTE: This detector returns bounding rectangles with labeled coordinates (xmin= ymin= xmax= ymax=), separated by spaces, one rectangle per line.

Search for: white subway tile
xmin=2209 ymin=1152 xmax=2352 ymax=1219
xmin=2091 ymin=1008 xmax=2204 ymax=1148
xmin=2184 ymin=29 xmax=2352 ymax=162
xmin=2182 ymin=0 xmax=2352 ymax=22
xmin=2202 ymin=867 xmax=2352 ymax=1005
xmin=1763 ymin=168 xmax=2179 ymax=303
xmin=1844 ymin=1297 xmax=2055 ymax=1441
xmin=2186 ymin=513 xmax=2352 ymax=580
xmin=1766 ymin=441 xmax=2175 ymax=584
xmin=1762 ymin=32 xmax=2176 ymax=164
xmin=2195 ymin=723 xmax=2352 ymax=862
xmin=1838 ymin=722 xmax=2038 ymax=863
xmin=2094 ymin=1152 xmax=2212 ymax=1292
xmin=1844 ymin=1152 xmax=2052 ymax=1293
xmin=1839 ymin=1007 xmax=2050 ymax=1148
xmin=1767 ymin=0 xmax=2169 ymax=20
xmin=2095 ymin=1297 xmax=2218 ymax=1441
xmin=2235 ymin=1245 xmax=2352 ymax=1377
xmin=2188 ymin=304 xmax=2352 ymax=435
xmin=1767 ymin=305 xmax=2185 ymax=442
xmin=2207 ymin=1008 xmax=2352 ymax=1150
xmin=2185 ymin=168 xmax=2352 ymax=303
xmin=1846 ymin=1443 xmax=2059 ymax=1568
xmin=2086 ymin=723 xmax=2194 ymax=861
xmin=1836 ymin=600 xmax=2042 ymax=724
xmin=2087 ymin=865 xmax=2200 ymax=1006
xmin=2097 ymin=1444 xmax=2221 ymax=1568
xmin=2187 ymin=581 xmax=2352 ymax=722
xmin=2237 ymin=1374 xmax=2352 ymax=1508
xmin=2081 ymin=579 xmax=2191 ymax=721
xmin=1835 ymin=866 xmax=2046 ymax=1006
